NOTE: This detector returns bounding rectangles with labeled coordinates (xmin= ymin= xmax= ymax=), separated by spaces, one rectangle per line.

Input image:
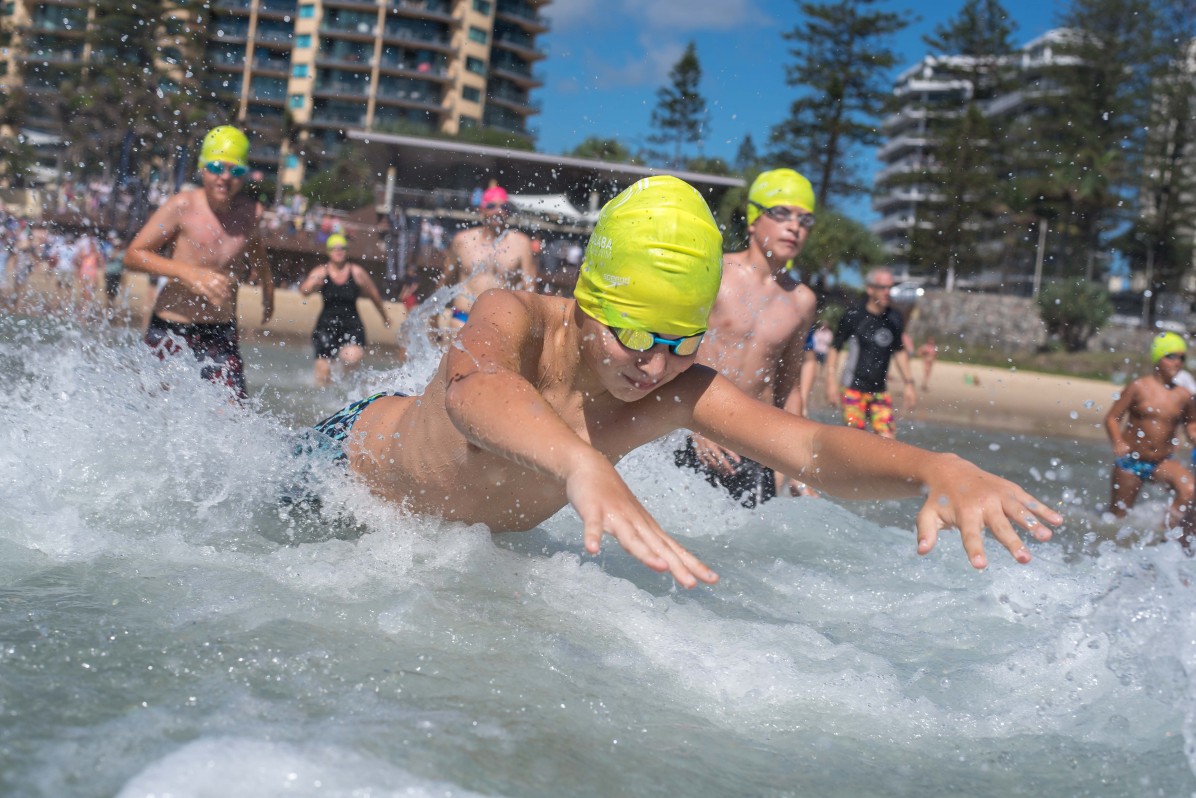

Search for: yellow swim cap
xmin=747 ymin=168 xmax=816 ymax=225
xmin=198 ymin=125 xmax=250 ymax=169
xmin=1151 ymin=331 xmax=1187 ymax=364
xmin=574 ymin=176 xmax=722 ymax=337
xmin=326 ymin=233 xmax=348 ymax=252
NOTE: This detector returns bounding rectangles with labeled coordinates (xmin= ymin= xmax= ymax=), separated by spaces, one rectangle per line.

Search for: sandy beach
xmin=24 ymin=271 xmax=1119 ymax=443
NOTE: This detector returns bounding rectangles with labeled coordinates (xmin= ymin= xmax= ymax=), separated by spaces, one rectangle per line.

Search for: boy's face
xmin=200 ymin=160 xmax=247 ymax=206
xmin=579 ymin=315 xmax=696 ymax=402
xmin=749 ymin=203 xmax=813 ymax=262
xmin=1157 ymin=351 xmax=1186 ymax=380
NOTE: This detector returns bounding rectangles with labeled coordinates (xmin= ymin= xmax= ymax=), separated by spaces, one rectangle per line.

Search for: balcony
xmin=257 ymin=0 xmax=299 ymax=17
xmin=309 ymin=109 xmax=370 ymax=128
xmin=876 ymin=135 xmax=930 ymax=161
xmin=250 ymin=53 xmax=292 ymax=74
xmin=325 ymin=0 xmax=388 ymax=11
xmin=489 ymin=59 xmax=543 ymax=87
xmin=27 ymin=8 xmax=89 ymax=32
xmin=20 ymin=46 xmax=85 ymax=65
xmin=212 ymin=22 xmax=252 ymax=42
xmin=385 ymin=0 xmax=456 ymax=24
xmin=495 ymin=3 xmax=549 ymax=33
xmin=487 ymin=89 xmax=539 ymax=115
xmin=491 ymin=31 xmax=545 ymax=61
xmin=312 ymin=78 xmax=372 ymax=99
xmin=380 ymin=23 xmax=452 ymax=51
xmin=374 ymin=80 xmax=441 ymax=108
xmin=375 ymin=54 xmax=449 ymax=81
xmin=321 ymin=12 xmax=379 ymax=39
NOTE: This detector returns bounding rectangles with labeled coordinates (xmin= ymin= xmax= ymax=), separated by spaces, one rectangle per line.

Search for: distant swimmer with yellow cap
xmin=437 ymin=183 xmax=537 ymax=332
xmin=298 ymin=233 xmax=393 ymax=387
xmin=675 ymin=168 xmax=819 ymax=507
xmin=1104 ymin=332 xmax=1196 ymax=544
xmin=305 ymin=175 xmax=1062 ymax=586
xmin=125 ymin=125 xmax=274 ymax=400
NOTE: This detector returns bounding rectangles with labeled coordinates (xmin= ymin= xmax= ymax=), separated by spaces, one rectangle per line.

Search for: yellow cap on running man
xmin=198 ymin=125 xmax=250 ymax=169
xmin=326 ymin=233 xmax=348 ymax=252
xmin=1151 ymin=331 xmax=1187 ymax=364
xmin=574 ymin=175 xmax=722 ymax=337
xmin=746 ymin=168 xmax=816 ymax=226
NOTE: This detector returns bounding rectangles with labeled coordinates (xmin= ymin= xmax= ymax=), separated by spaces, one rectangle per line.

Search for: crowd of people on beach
xmin=0 ymin=209 xmax=129 ymax=318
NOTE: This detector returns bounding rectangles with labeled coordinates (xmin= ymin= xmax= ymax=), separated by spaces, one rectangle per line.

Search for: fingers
xmin=918 ymin=488 xmax=1062 ymax=568
xmin=584 ymin=507 xmax=717 ymax=588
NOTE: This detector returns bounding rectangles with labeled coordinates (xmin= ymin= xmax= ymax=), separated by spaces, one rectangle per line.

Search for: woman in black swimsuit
xmin=298 ymin=234 xmax=392 ymax=387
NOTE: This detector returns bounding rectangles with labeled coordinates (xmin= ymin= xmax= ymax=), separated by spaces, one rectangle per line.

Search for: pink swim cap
xmin=481 ymin=185 xmax=509 ymax=205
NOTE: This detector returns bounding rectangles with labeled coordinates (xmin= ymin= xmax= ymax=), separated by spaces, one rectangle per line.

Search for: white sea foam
xmin=2 ymin=313 xmax=1196 ymax=796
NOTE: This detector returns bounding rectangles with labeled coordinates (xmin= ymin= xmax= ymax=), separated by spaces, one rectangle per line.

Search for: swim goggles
xmin=749 ymin=200 xmax=816 ymax=229
xmin=203 ymin=161 xmax=249 ymax=178
xmin=609 ymin=326 xmax=704 ymax=357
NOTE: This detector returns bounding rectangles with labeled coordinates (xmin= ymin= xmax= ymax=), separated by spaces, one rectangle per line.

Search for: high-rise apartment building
xmin=871 ymin=29 xmax=1076 ymax=272
xmin=0 ymin=0 xmax=549 ymax=187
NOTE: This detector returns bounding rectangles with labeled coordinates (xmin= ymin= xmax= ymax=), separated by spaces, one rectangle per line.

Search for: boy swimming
xmin=314 ymin=176 xmax=1061 ymax=586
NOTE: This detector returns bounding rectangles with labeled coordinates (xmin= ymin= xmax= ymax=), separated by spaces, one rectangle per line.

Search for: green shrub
xmin=1036 ymin=280 xmax=1113 ymax=352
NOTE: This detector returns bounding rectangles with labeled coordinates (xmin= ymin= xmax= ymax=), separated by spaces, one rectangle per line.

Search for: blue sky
xmin=533 ymin=0 xmax=1064 ymax=220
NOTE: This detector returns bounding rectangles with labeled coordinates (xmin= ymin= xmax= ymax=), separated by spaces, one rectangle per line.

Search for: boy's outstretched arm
xmin=686 ymin=374 xmax=1063 ymax=569
xmin=443 ymin=291 xmax=718 ymax=588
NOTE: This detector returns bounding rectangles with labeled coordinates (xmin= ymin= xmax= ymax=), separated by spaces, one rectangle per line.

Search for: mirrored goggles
xmin=610 ymin=326 xmax=704 ymax=357
xmin=749 ymin=200 xmax=816 ymax=229
xmin=203 ymin=161 xmax=249 ymax=179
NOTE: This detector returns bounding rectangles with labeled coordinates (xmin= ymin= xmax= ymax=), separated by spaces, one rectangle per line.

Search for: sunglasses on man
xmin=609 ymin=326 xmax=704 ymax=357
xmin=203 ymin=161 xmax=249 ymax=179
xmin=749 ymin=200 xmax=816 ymax=229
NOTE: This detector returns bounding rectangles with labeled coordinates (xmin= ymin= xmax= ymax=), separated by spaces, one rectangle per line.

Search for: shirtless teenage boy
xmin=675 ymin=168 xmax=818 ymax=506
xmin=1104 ymin=332 xmax=1196 ymax=539
xmin=438 ymin=184 xmax=537 ymax=330
xmin=307 ymin=176 xmax=1061 ymax=588
xmin=125 ymin=125 xmax=274 ymax=399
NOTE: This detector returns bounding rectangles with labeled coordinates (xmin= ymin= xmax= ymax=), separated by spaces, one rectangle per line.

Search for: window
xmin=292 ymin=63 xmax=308 ymax=78
xmin=289 ymin=94 xmax=305 ymax=109
xmin=472 ymin=0 xmax=492 ymax=13
xmin=299 ymin=4 xmax=315 ymax=18
xmin=468 ymin=26 xmax=487 ymax=44
xmin=296 ymin=34 xmax=312 ymax=48
xmin=466 ymin=56 xmax=486 ymax=75
xmin=462 ymin=86 xmax=480 ymax=103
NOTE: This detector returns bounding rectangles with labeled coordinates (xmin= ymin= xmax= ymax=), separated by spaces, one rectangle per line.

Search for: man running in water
xmin=439 ymin=184 xmax=537 ymax=329
xmin=305 ymin=176 xmax=1061 ymax=587
xmin=125 ymin=125 xmax=274 ymax=400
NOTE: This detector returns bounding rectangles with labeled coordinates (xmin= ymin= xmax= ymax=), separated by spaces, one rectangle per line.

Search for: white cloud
xmin=545 ymin=0 xmax=772 ymax=34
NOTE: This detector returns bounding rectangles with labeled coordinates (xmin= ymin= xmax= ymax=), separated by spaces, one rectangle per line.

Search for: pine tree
xmin=648 ymin=41 xmax=709 ymax=168
xmin=1026 ymin=0 xmax=1163 ymax=280
xmin=900 ymin=0 xmax=1018 ymax=284
xmin=30 ymin=1 xmax=221 ymax=183
xmin=1114 ymin=0 xmax=1196 ymax=320
xmin=770 ymin=0 xmax=909 ymax=208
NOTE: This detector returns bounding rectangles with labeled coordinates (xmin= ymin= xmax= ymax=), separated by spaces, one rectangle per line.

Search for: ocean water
xmin=2 ymin=311 xmax=1195 ymax=798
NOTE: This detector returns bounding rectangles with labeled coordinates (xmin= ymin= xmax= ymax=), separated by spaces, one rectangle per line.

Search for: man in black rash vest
xmin=824 ymin=267 xmax=916 ymax=438
xmin=298 ymin=233 xmax=392 ymax=387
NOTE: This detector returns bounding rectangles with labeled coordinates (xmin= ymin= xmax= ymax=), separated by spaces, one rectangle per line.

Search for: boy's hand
xmin=691 ymin=433 xmax=741 ymax=475
xmin=565 ymin=455 xmax=718 ymax=588
xmin=915 ymin=455 xmax=1062 ymax=569
xmin=187 ymin=268 xmax=232 ymax=307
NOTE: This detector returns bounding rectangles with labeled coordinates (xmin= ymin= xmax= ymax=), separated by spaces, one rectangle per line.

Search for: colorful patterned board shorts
xmin=144 ymin=314 xmax=245 ymax=400
xmin=841 ymin=388 xmax=895 ymax=435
